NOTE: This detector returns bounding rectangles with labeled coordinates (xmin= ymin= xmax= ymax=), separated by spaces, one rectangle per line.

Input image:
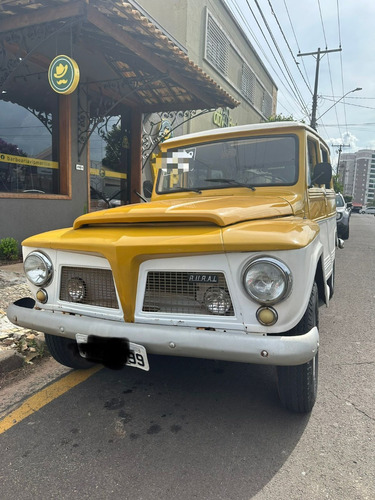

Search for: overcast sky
xmin=225 ymin=0 xmax=375 ymax=162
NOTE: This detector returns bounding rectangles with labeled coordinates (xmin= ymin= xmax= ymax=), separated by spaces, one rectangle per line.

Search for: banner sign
xmin=0 ymin=153 xmax=59 ymax=169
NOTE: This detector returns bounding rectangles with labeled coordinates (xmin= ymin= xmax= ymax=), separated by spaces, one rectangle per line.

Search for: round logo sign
xmin=48 ymin=55 xmax=80 ymax=95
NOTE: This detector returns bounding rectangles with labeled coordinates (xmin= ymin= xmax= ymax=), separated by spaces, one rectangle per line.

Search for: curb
xmin=1 ymin=262 xmax=47 ymax=375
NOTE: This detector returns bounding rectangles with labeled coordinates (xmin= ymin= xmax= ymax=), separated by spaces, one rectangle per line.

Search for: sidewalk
xmin=0 ymin=262 xmax=46 ymax=374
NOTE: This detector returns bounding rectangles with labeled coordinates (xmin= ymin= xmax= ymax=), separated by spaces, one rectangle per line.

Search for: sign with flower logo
xmin=48 ymin=55 xmax=80 ymax=95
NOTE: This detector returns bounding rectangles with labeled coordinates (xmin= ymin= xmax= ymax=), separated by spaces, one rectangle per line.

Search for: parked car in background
xmin=336 ymin=193 xmax=350 ymax=239
xmin=351 ymin=203 xmax=362 ymax=213
xmin=359 ymin=206 xmax=375 ymax=215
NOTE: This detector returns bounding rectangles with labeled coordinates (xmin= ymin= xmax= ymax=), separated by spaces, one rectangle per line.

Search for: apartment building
xmin=338 ymin=150 xmax=375 ymax=206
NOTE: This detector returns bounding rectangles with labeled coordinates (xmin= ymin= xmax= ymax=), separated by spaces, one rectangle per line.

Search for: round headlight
xmin=204 ymin=287 xmax=232 ymax=315
xmin=24 ymin=251 xmax=53 ymax=287
xmin=243 ymin=257 xmax=292 ymax=305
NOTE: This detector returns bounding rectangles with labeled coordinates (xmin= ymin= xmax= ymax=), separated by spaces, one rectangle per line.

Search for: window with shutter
xmin=205 ymin=13 xmax=229 ymax=76
xmin=241 ymin=63 xmax=255 ymax=103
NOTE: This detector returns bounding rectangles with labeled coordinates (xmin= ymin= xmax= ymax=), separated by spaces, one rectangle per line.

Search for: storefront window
xmin=0 ymin=99 xmax=59 ymax=194
xmin=89 ymin=115 xmax=128 ymax=211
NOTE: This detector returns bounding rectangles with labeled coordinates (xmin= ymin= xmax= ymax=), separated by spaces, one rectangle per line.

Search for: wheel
xmin=327 ymin=262 xmax=335 ymax=299
xmin=277 ymin=282 xmax=319 ymax=413
xmin=44 ymin=333 xmax=95 ymax=369
xmin=340 ymin=225 xmax=349 ymax=240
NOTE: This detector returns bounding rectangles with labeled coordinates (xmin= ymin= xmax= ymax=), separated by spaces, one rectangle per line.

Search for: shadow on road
xmin=1 ymin=355 xmax=311 ymax=499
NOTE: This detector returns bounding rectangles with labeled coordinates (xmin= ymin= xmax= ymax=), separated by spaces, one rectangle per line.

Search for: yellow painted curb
xmin=0 ymin=364 xmax=102 ymax=435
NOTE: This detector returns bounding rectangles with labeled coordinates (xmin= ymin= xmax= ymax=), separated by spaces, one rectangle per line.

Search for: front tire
xmin=44 ymin=333 xmax=94 ymax=369
xmin=327 ymin=262 xmax=335 ymax=299
xmin=340 ymin=225 xmax=349 ymax=240
xmin=277 ymin=282 xmax=319 ymax=413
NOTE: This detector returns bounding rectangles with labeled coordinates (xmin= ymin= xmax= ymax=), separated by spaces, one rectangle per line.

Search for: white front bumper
xmin=8 ymin=298 xmax=319 ymax=366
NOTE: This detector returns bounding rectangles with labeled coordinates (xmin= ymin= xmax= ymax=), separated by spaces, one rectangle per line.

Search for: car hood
xmin=74 ymin=194 xmax=299 ymax=229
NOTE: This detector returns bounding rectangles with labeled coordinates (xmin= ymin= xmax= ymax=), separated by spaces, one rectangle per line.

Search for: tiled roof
xmin=0 ymin=0 xmax=240 ymax=111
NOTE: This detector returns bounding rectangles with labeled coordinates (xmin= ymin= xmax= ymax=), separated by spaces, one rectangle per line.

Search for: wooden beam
xmin=0 ymin=1 xmax=85 ymax=33
xmin=85 ymin=5 xmax=218 ymax=109
xmin=4 ymin=41 xmax=51 ymax=69
xmin=59 ymin=95 xmax=72 ymax=197
xmin=130 ymin=110 xmax=143 ymax=204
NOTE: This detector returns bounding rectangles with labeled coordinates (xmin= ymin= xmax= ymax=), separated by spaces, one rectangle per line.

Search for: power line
xmin=267 ymin=0 xmax=312 ymax=96
xmin=225 ymin=0 xmax=306 ymax=117
xmin=320 ymin=98 xmax=375 ymax=111
xmin=317 ymin=0 xmax=342 ymax=136
xmin=283 ymin=0 xmax=313 ymax=92
xmin=252 ymin=0 xmax=311 ymax=117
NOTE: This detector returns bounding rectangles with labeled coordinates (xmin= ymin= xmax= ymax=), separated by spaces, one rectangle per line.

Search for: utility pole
xmin=332 ymin=143 xmax=350 ymax=176
xmin=297 ymin=47 xmax=342 ymax=130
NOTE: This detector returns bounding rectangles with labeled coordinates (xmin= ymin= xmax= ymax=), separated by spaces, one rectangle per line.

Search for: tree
xmin=0 ymin=137 xmax=27 ymax=157
xmin=333 ymin=175 xmax=343 ymax=193
xmin=101 ymin=125 xmax=129 ymax=173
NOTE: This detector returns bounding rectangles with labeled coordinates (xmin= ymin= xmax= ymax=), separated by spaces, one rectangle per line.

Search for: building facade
xmin=338 ymin=150 xmax=375 ymax=206
xmin=139 ymin=0 xmax=277 ymax=134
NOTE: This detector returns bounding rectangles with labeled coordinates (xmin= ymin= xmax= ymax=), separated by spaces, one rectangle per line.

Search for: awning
xmin=0 ymin=0 xmax=240 ymax=114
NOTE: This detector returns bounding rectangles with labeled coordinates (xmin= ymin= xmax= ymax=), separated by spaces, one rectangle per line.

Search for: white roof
xmin=164 ymin=121 xmax=326 ymax=147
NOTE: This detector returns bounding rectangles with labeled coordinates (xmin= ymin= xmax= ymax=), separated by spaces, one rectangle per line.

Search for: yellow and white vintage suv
xmin=8 ymin=122 xmax=337 ymax=413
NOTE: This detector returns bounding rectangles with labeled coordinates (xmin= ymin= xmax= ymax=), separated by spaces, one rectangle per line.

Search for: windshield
xmin=156 ymin=134 xmax=298 ymax=194
xmin=335 ymin=194 xmax=345 ymax=207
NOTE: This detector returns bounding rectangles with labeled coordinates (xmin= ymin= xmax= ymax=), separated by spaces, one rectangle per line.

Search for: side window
xmin=0 ymin=100 xmax=59 ymax=194
xmin=307 ymin=139 xmax=318 ymax=186
xmin=320 ymin=145 xmax=329 ymax=163
xmin=0 ymin=96 xmax=70 ymax=197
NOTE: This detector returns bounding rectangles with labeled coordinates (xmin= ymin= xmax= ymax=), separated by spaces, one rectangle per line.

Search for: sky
xmin=224 ymin=0 xmax=375 ymax=165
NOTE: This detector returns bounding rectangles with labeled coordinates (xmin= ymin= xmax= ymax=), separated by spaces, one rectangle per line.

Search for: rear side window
xmin=320 ymin=145 xmax=329 ymax=163
xmin=307 ymin=139 xmax=318 ymax=186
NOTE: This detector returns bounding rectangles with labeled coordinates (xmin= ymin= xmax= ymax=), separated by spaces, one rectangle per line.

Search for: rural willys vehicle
xmin=8 ymin=121 xmax=337 ymax=413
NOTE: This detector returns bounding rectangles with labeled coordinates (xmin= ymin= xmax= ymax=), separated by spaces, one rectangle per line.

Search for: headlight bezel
xmin=24 ymin=251 xmax=53 ymax=287
xmin=242 ymin=257 xmax=292 ymax=305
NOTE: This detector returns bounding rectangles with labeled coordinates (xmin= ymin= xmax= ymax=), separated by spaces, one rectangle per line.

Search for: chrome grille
xmin=143 ymin=271 xmax=234 ymax=315
xmin=60 ymin=267 xmax=119 ymax=309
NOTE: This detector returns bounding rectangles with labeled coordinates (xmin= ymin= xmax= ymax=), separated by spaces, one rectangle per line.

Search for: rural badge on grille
xmin=48 ymin=55 xmax=80 ymax=95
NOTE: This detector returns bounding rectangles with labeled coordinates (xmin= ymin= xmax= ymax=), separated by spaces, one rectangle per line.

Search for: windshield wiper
xmin=169 ymin=187 xmax=203 ymax=194
xmin=204 ymin=178 xmax=256 ymax=191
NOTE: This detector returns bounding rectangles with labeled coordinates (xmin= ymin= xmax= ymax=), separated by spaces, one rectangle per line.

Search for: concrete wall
xmin=139 ymin=0 xmax=277 ymax=135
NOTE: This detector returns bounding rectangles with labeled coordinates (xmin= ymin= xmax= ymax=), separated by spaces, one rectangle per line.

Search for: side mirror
xmin=143 ymin=180 xmax=153 ymax=198
xmin=312 ymin=162 xmax=332 ymax=188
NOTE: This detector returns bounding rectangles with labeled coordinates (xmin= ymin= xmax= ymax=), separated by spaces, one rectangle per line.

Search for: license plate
xmin=75 ymin=334 xmax=149 ymax=371
xmin=127 ymin=342 xmax=149 ymax=371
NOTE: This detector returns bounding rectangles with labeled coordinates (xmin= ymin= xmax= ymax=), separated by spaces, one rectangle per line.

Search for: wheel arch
xmin=314 ymin=255 xmax=329 ymax=305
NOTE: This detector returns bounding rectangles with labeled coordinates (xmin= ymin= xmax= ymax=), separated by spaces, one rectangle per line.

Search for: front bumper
xmin=7 ymin=298 xmax=319 ymax=366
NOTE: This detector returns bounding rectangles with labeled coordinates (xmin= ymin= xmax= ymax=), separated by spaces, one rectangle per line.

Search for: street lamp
xmin=315 ymin=87 xmax=362 ymax=123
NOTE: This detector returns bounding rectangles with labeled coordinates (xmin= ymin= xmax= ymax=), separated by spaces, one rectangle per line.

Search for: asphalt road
xmin=0 ymin=214 xmax=374 ymax=500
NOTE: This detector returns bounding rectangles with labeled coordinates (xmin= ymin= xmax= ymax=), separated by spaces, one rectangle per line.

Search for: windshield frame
xmin=155 ymin=133 xmax=299 ymax=195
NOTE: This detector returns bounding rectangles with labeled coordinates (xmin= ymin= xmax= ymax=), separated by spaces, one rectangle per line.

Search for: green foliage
xmin=0 ymin=237 xmax=19 ymax=261
xmin=333 ymin=175 xmax=343 ymax=193
xmin=101 ymin=125 xmax=128 ymax=173
xmin=267 ymin=113 xmax=295 ymax=122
